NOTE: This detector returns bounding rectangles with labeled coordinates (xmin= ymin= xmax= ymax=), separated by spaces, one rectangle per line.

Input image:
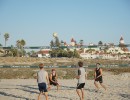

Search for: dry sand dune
xmin=0 ymin=72 xmax=130 ymax=100
xmin=0 ymin=57 xmax=129 ymax=66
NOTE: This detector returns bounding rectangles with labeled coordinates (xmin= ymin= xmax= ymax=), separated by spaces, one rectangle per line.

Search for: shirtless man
xmin=94 ymin=63 xmax=106 ymax=92
xmin=49 ymin=69 xmax=60 ymax=91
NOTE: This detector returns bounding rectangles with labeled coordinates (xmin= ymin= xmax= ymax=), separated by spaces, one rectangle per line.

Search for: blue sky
xmin=0 ymin=0 xmax=130 ymax=47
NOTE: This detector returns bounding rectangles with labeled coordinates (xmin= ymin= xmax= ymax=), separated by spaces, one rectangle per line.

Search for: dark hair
xmin=52 ymin=69 xmax=55 ymax=71
xmin=39 ymin=63 xmax=44 ymax=69
xmin=96 ymin=63 xmax=100 ymax=65
xmin=78 ymin=61 xmax=83 ymax=67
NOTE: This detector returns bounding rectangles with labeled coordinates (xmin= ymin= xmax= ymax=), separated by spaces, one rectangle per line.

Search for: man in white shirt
xmin=37 ymin=63 xmax=50 ymax=100
xmin=76 ymin=61 xmax=87 ymax=100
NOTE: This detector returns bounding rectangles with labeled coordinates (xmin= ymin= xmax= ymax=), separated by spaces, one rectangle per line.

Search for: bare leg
xmin=57 ymin=85 xmax=59 ymax=91
xmin=100 ymin=83 xmax=106 ymax=90
xmin=81 ymin=88 xmax=84 ymax=100
xmin=76 ymin=89 xmax=82 ymax=100
xmin=94 ymin=81 xmax=99 ymax=91
xmin=38 ymin=92 xmax=42 ymax=100
xmin=42 ymin=92 xmax=45 ymax=95
xmin=44 ymin=92 xmax=48 ymax=100
xmin=48 ymin=85 xmax=51 ymax=91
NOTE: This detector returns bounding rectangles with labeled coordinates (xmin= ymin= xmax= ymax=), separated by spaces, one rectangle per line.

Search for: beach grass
xmin=0 ymin=67 xmax=130 ymax=79
xmin=102 ymin=67 xmax=130 ymax=75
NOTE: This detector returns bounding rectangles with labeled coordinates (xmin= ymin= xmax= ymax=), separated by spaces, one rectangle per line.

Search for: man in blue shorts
xmin=37 ymin=63 xmax=50 ymax=100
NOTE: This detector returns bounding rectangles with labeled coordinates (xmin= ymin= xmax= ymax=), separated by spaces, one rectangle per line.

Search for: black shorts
xmin=38 ymin=83 xmax=47 ymax=92
xmin=77 ymin=83 xmax=85 ymax=89
xmin=50 ymin=81 xmax=58 ymax=86
xmin=95 ymin=76 xmax=103 ymax=83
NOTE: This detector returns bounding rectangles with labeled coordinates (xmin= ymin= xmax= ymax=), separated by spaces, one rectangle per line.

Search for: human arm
xmin=94 ymin=69 xmax=96 ymax=80
xmin=36 ymin=73 xmax=38 ymax=82
xmin=46 ymin=73 xmax=50 ymax=86
xmin=85 ymin=71 xmax=88 ymax=79
xmin=76 ymin=69 xmax=81 ymax=79
xmin=55 ymin=73 xmax=58 ymax=81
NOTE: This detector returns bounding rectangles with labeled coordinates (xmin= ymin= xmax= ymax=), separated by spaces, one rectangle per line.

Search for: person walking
xmin=94 ymin=63 xmax=106 ymax=92
xmin=76 ymin=61 xmax=87 ymax=100
xmin=37 ymin=63 xmax=50 ymax=100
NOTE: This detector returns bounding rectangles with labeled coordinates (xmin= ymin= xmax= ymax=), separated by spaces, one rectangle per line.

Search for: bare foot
xmin=95 ymin=89 xmax=99 ymax=92
xmin=80 ymin=97 xmax=82 ymax=100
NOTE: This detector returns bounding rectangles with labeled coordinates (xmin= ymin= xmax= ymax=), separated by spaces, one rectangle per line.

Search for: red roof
xmin=64 ymin=42 xmax=67 ymax=45
xmin=121 ymin=47 xmax=129 ymax=52
xmin=120 ymin=36 xmax=124 ymax=40
xmin=71 ymin=38 xmax=75 ymax=42
xmin=38 ymin=50 xmax=50 ymax=54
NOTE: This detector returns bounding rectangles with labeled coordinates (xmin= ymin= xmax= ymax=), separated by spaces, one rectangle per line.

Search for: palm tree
xmin=21 ymin=39 xmax=26 ymax=47
xmin=16 ymin=39 xmax=26 ymax=48
xmin=4 ymin=33 xmax=9 ymax=47
xmin=50 ymin=40 xmax=54 ymax=48
xmin=16 ymin=40 xmax=21 ymax=49
xmin=16 ymin=40 xmax=21 ymax=57
xmin=98 ymin=41 xmax=103 ymax=46
xmin=20 ymin=39 xmax=26 ymax=56
xmin=55 ymin=37 xmax=60 ymax=47
xmin=79 ymin=40 xmax=84 ymax=47
xmin=0 ymin=43 xmax=2 ymax=47
xmin=16 ymin=39 xmax=26 ymax=57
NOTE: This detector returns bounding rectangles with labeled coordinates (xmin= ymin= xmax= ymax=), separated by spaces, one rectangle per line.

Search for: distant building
xmin=48 ymin=35 xmax=130 ymax=60
xmin=32 ymin=49 xmax=50 ymax=58
xmin=119 ymin=36 xmax=125 ymax=44
xmin=89 ymin=43 xmax=94 ymax=46
xmin=64 ymin=42 xmax=67 ymax=46
xmin=79 ymin=36 xmax=130 ymax=60
xmin=80 ymin=53 xmax=99 ymax=59
xmin=71 ymin=38 xmax=75 ymax=46
xmin=119 ymin=36 xmax=129 ymax=52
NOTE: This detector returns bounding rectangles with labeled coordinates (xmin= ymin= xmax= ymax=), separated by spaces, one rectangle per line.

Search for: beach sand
xmin=0 ymin=72 xmax=130 ymax=100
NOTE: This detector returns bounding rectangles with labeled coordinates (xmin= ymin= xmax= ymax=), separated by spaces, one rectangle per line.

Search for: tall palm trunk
xmin=17 ymin=49 xmax=19 ymax=57
xmin=5 ymin=39 xmax=6 ymax=47
xmin=21 ymin=46 xmax=24 ymax=57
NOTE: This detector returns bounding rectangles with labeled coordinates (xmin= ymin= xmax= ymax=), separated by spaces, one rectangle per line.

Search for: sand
xmin=0 ymin=72 xmax=130 ymax=100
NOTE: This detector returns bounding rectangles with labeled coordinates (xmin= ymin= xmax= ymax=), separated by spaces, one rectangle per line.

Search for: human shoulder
xmin=43 ymin=70 xmax=48 ymax=75
xmin=56 ymin=73 xmax=58 ymax=75
xmin=50 ymin=73 xmax=52 ymax=76
xmin=82 ymin=67 xmax=86 ymax=71
xmin=45 ymin=70 xmax=48 ymax=73
xmin=99 ymin=68 xmax=102 ymax=71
